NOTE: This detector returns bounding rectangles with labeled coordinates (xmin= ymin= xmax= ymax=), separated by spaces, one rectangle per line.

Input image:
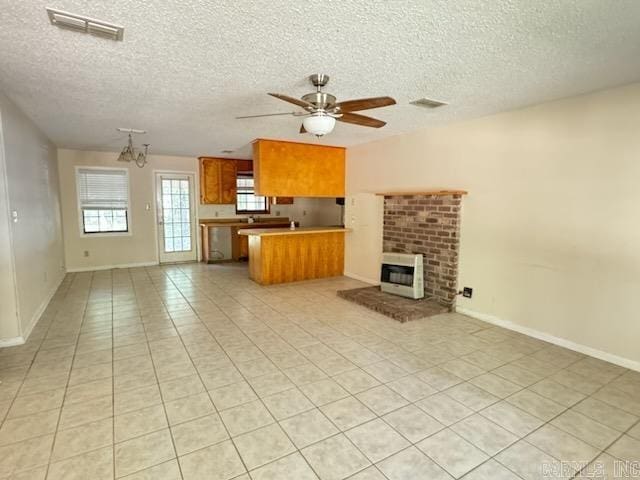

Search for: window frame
xmin=75 ymin=166 xmax=132 ymax=237
xmin=235 ymin=174 xmax=270 ymax=215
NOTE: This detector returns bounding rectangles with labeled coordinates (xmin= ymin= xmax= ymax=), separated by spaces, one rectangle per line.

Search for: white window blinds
xmin=77 ymin=168 xmax=129 ymax=208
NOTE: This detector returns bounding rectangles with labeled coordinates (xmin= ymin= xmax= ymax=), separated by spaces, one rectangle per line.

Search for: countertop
xmin=199 ymin=217 xmax=290 ymax=228
xmin=238 ymin=226 xmax=350 ymax=236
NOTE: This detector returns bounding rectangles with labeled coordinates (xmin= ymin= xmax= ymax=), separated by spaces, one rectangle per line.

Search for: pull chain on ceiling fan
xmin=236 ymin=74 xmax=396 ymax=137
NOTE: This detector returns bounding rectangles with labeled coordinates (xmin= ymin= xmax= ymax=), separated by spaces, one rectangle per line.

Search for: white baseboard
xmin=0 ymin=336 xmax=25 ymax=347
xmin=456 ymin=306 xmax=640 ymax=373
xmin=1 ymin=271 xmax=64 ymax=348
xmin=66 ymin=261 xmax=159 ymax=273
xmin=344 ymin=271 xmax=379 ymax=285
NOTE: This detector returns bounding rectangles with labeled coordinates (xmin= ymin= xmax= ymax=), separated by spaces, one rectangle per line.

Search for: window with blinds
xmin=76 ymin=168 xmax=129 ymax=234
xmin=236 ymin=175 xmax=269 ymax=213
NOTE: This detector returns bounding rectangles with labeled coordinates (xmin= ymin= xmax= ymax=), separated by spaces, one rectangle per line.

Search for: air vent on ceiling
xmin=410 ymin=97 xmax=447 ymax=109
xmin=46 ymin=8 xmax=124 ymax=41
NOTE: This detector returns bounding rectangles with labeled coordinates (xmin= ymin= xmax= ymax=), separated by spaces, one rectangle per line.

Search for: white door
xmin=156 ymin=173 xmax=197 ymax=263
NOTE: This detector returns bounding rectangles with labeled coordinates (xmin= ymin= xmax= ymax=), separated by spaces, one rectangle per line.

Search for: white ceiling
xmin=1 ymin=1 xmax=640 ymax=159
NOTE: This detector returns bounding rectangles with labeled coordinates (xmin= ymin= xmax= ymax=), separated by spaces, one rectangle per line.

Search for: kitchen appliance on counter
xmin=380 ymin=253 xmax=424 ymax=299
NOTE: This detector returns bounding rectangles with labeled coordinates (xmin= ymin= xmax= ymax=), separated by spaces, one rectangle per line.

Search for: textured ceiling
xmin=1 ymin=1 xmax=640 ymax=158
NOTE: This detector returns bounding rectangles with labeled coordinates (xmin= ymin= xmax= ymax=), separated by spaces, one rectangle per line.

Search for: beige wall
xmin=345 ymin=82 xmax=640 ymax=367
xmin=0 ymin=108 xmax=19 ymax=341
xmin=0 ymin=92 xmax=64 ymax=343
xmin=58 ymin=149 xmax=199 ymax=271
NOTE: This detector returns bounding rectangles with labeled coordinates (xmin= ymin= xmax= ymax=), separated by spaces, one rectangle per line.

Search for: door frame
xmin=153 ymin=169 xmax=198 ymax=264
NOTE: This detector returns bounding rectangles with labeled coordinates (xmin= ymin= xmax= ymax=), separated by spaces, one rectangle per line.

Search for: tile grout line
xmin=111 ymin=269 xmax=116 ymax=480
xmin=168 ymin=264 xmax=349 ymax=478
xmin=169 ymin=265 xmax=447 ymax=479
xmin=163 ymin=264 xmax=308 ymax=478
xmin=3 ymin=265 xmax=639 ymax=480
xmin=175 ymin=263 xmax=405 ymax=478
xmin=164 ymin=263 xmax=639 ymax=480
xmin=45 ymin=271 xmax=94 ymax=479
xmin=125 ymin=266 xmax=185 ymax=480
xmin=154 ymin=266 xmax=252 ymax=476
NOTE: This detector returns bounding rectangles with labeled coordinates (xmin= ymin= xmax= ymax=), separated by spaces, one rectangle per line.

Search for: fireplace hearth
xmin=340 ymin=190 xmax=465 ymax=323
xmin=337 ymin=286 xmax=449 ymax=323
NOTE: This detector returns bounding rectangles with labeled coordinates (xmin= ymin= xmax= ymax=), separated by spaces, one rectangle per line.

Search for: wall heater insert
xmin=380 ymin=253 xmax=424 ymax=299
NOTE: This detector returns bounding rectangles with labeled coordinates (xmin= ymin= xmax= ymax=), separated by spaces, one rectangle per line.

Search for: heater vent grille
xmin=46 ymin=8 xmax=124 ymax=41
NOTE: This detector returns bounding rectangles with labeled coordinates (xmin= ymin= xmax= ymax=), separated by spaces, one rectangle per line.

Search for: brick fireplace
xmin=382 ymin=192 xmax=464 ymax=308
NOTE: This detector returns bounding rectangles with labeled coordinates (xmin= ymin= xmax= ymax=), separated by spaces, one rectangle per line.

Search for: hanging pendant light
xmin=117 ymin=129 xmax=150 ymax=168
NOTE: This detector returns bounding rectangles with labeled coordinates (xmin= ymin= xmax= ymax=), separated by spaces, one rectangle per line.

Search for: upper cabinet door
xmin=219 ymin=159 xmax=238 ymax=204
xmin=199 ymin=158 xmax=238 ymax=204
xmin=253 ymin=139 xmax=345 ymax=197
xmin=272 ymin=197 xmax=294 ymax=205
xmin=200 ymin=158 xmax=222 ymax=204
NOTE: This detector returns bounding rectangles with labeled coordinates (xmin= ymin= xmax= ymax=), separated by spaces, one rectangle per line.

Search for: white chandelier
xmin=117 ymin=129 xmax=149 ymax=168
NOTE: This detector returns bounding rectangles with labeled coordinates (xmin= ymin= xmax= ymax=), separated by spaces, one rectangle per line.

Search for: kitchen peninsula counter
xmin=238 ymin=226 xmax=348 ymax=236
xmin=238 ymin=227 xmax=349 ymax=285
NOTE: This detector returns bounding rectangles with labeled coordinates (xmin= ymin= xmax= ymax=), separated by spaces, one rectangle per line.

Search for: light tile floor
xmin=1 ymin=263 xmax=639 ymax=480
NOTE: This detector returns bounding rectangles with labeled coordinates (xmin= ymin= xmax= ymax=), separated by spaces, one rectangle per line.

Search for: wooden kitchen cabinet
xmin=253 ymin=139 xmax=345 ymax=197
xmin=240 ymin=228 xmax=347 ymax=285
xmin=219 ymin=159 xmax=237 ymax=203
xmin=239 ymin=234 xmax=249 ymax=258
xmin=271 ymin=197 xmax=294 ymax=205
xmin=236 ymin=159 xmax=253 ymax=173
xmin=199 ymin=157 xmax=238 ymax=204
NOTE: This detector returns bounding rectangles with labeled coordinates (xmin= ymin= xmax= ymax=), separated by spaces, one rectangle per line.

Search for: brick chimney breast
xmin=383 ymin=194 xmax=462 ymax=307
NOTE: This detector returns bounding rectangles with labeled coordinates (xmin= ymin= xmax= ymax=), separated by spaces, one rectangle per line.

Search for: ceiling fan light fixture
xmin=302 ymin=113 xmax=336 ymax=137
xmin=240 ymin=75 xmax=395 ymax=135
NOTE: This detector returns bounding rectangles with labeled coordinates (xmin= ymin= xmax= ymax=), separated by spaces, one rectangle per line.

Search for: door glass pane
xmin=161 ymin=178 xmax=192 ymax=253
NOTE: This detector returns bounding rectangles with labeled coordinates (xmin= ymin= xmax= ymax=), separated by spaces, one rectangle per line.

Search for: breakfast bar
xmin=238 ymin=227 xmax=349 ymax=285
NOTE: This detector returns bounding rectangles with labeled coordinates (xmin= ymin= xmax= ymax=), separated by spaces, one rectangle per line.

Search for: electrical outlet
xmin=462 ymin=287 xmax=473 ymax=298
xmin=83 ymin=250 xmax=90 ymax=257
xmin=303 ymin=210 xmax=307 ymax=216
xmin=214 ymin=211 xmax=219 ymax=217
xmin=275 ymin=210 xmax=280 ymax=216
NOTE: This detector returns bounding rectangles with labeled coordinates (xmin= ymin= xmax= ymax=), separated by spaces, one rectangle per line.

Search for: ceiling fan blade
xmin=236 ymin=112 xmax=300 ymax=119
xmin=268 ymin=93 xmax=314 ymax=109
xmin=337 ymin=112 xmax=386 ymax=128
xmin=299 ymin=124 xmax=307 ymax=134
xmin=334 ymin=96 xmax=396 ymax=113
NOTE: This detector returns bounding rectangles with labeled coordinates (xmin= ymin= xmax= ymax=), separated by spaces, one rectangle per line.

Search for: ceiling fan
xmin=236 ymin=74 xmax=396 ymax=137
